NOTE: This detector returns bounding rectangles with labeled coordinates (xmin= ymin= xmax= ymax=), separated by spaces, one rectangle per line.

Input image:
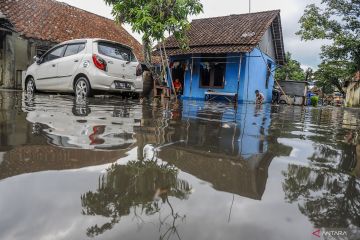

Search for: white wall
xmin=258 ymin=28 xmax=276 ymax=60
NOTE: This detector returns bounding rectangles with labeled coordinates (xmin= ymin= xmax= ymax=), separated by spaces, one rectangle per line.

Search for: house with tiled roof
xmin=0 ymin=0 xmax=143 ymax=89
xmin=156 ymin=10 xmax=285 ymax=103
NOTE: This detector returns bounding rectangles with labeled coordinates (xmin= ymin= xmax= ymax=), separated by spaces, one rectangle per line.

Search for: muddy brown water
xmin=0 ymin=90 xmax=359 ymax=240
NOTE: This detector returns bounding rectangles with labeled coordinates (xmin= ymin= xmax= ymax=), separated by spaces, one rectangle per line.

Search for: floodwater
xmin=0 ymin=90 xmax=359 ymax=240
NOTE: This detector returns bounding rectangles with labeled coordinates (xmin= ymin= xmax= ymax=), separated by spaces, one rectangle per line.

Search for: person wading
xmin=255 ymin=90 xmax=264 ymax=104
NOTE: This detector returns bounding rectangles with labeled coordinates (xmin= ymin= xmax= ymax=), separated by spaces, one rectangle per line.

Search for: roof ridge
xmin=191 ymin=9 xmax=280 ymax=22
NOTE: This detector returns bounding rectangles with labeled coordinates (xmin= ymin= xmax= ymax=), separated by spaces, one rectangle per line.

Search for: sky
xmin=58 ymin=0 xmax=327 ymax=69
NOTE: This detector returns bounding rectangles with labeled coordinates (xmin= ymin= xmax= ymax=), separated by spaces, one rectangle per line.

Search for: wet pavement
xmin=0 ymin=90 xmax=359 ymax=240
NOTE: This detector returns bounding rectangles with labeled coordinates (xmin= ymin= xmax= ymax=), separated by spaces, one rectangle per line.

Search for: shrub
xmin=310 ymin=96 xmax=319 ymax=107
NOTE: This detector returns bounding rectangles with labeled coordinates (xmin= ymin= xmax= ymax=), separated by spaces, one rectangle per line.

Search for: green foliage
xmin=104 ymin=0 xmax=203 ymax=63
xmin=304 ymin=67 xmax=314 ymax=82
xmin=310 ymin=96 xmax=319 ymax=107
xmin=314 ymin=60 xmax=353 ymax=94
xmin=297 ymin=0 xmax=360 ymax=73
xmin=275 ymin=52 xmax=306 ymax=81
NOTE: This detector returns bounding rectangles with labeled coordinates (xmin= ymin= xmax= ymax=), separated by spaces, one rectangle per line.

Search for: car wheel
xmin=26 ymin=77 xmax=36 ymax=95
xmin=75 ymin=77 xmax=92 ymax=98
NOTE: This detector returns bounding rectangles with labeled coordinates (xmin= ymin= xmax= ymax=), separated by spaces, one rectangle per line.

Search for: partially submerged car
xmin=24 ymin=38 xmax=143 ymax=97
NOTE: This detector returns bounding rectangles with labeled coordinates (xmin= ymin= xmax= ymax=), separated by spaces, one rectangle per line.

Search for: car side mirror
xmin=33 ymin=56 xmax=41 ymax=64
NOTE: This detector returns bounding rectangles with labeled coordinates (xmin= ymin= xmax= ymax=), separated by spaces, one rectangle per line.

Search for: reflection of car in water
xmin=22 ymin=94 xmax=141 ymax=150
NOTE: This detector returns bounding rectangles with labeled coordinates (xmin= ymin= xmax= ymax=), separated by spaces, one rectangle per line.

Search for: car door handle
xmin=108 ymin=61 xmax=114 ymax=64
xmin=74 ymin=59 xmax=79 ymax=62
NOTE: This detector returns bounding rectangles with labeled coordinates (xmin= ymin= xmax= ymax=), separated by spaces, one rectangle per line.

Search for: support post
xmin=189 ymin=56 xmax=194 ymax=99
xmin=162 ymin=43 xmax=177 ymax=100
xmin=236 ymin=54 xmax=243 ymax=104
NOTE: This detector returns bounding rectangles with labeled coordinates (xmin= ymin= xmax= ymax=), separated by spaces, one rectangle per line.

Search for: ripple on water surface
xmin=0 ymin=91 xmax=359 ymax=240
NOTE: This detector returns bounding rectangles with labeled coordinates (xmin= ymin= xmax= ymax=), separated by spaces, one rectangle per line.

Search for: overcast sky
xmin=58 ymin=0 xmax=326 ymax=69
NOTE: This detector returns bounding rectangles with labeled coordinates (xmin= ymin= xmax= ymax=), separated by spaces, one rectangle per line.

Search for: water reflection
xmin=0 ymin=91 xmax=43 ymax=151
xmin=283 ymin=164 xmax=360 ymax=228
xmin=277 ymin=106 xmax=360 ymax=233
xmin=22 ymin=94 xmax=141 ymax=150
xmin=0 ymin=90 xmax=359 ymax=240
xmin=132 ymin=99 xmax=278 ymax=200
xmin=81 ymin=159 xmax=191 ymax=238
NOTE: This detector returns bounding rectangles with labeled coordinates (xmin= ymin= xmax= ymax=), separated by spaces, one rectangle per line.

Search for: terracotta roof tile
xmin=157 ymin=10 xmax=285 ymax=64
xmin=0 ymin=0 xmax=143 ymax=60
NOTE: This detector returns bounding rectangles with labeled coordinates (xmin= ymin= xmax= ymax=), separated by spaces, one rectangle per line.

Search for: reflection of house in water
xmin=159 ymin=143 xmax=273 ymax=200
xmin=0 ymin=91 xmax=44 ymax=152
xmin=135 ymin=100 xmax=278 ymax=200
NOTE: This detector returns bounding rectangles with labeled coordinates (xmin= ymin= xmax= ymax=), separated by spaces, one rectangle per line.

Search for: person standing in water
xmin=255 ymin=90 xmax=264 ymax=104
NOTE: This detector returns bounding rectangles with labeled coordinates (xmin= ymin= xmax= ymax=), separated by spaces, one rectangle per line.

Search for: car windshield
xmin=98 ymin=42 xmax=136 ymax=62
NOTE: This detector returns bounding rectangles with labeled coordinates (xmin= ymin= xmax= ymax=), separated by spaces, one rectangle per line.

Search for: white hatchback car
xmin=24 ymin=38 xmax=143 ymax=97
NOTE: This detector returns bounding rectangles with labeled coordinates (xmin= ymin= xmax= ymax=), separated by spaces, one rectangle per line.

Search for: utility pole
xmin=249 ymin=0 xmax=251 ymax=13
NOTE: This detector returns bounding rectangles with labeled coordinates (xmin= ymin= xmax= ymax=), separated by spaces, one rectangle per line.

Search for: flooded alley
xmin=0 ymin=90 xmax=359 ymax=240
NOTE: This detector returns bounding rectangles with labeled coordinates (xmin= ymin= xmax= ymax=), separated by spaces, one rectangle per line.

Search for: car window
xmin=98 ymin=42 xmax=134 ymax=62
xmin=78 ymin=43 xmax=85 ymax=53
xmin=64 ymin=43 xmax=86 ymax=57
xmin=42 ymin=46 xmax=66 ymax=63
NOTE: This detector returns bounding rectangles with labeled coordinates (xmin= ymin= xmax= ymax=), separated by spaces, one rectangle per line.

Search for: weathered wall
xmin=0 ymin=33 xmax=36 ymax=89
xmin=14 ymin=35 xmax=29 ymax=71
xmin=1 ymin=34 xmax=15 ymax=88
xmin=278 ymin=81 xmax=307 ymax=97
xmin=14 ymin=34 xmax=32 ymax=88
xmin=346 ymin=82 xmax=360 ymax=107
xmin=258 ymin=28 xmax=276 ymax=60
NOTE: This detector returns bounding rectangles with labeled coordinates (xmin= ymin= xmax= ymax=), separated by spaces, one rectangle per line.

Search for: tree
xmin=275 ymin=52 xmax=306 ymax=81
xmin=314 ymin=60 xmax=353 ymax=94
xmin=104 ymin=0 xmax=203 ymax=65
xmin=297 ymin=0 xmax=360 ymax=76
xmin=304 ymin=67 xmax=314 ymax=82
